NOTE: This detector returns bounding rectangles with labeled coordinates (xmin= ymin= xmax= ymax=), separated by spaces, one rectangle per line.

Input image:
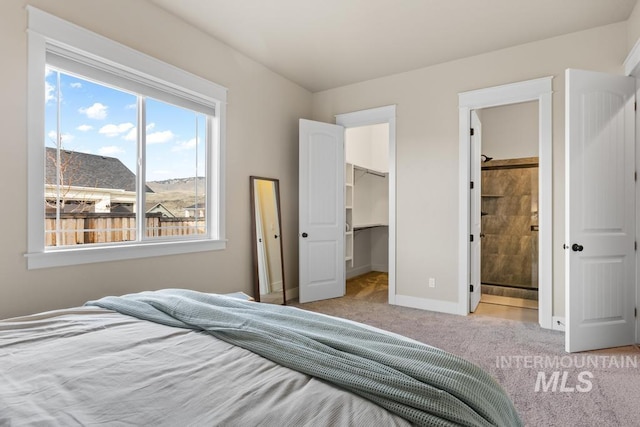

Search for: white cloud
xmin=122 ymin=124 xmax=158 ymax=142
xmin=76 ymin=124 xmax=93 ymax=132
xmin=45 ymin=81 xmax=55 ymax=104
xmin=172 ymin=138 xmax=197 ymax=152
xmin=99 ymin=122 xmax=135 ymax=137
xmin=70 ymin=82 xmax=82 ymax=89
xmin=79 ymin=102 xmax=108 ymax=120
xmin=125 ymin=103 xmax=137 ymax=110
xmin=121 ymin=124 xmax=174 ymax=144
xmin=147 ymin=130 xmax=175 ymax=144
xmin=47 ymin=130 xmax=74 ymax=143
xmin=98 ymin=145 xmax=125 ymax=156
xmin=124 ymin=127 xmax=137 ymax=141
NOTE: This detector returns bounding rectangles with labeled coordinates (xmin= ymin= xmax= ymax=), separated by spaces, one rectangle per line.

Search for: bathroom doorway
xmin=474 ymin=101 xmax=539 ymax=321
xmin=459 ymin=76 xmax=552 ymax=328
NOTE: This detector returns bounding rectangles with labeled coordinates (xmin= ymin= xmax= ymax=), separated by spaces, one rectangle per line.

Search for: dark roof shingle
xmin=45 ymin=148 xmax=153 ymax=192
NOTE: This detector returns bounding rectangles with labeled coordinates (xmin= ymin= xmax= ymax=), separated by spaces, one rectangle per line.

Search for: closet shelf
xmin=481 ymin=194 xmax=504 ymax=197
xmin=353 ymin=164 xmax=387 ymax=177
xmin=354 ymin=223 xmax=388 ymax=231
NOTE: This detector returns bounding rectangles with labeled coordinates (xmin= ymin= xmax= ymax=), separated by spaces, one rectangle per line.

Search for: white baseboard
xmin=552 ymin=316 xmax=566 ymax=332
xmin=270 ymin=280 xmax=283 ymax=292
xmin=371 ymin=263 xmax=388 ymax=273
xmin=393 ymin=294 xmax=461 ymax=315
xmin=285 ymin=287 xmax=298 ymax=302
xmin=346 ymin=264 xmax=372 ymax=279
xmin=346 ymin=264 xmax=389 ymax=279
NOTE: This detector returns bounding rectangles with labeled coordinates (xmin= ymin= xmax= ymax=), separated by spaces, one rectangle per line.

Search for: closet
xmin=344 ymin=124 xmax=389 ymax=279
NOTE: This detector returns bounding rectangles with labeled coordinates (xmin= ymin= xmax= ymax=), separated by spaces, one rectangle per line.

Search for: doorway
xmin=344 ymin=123 xmax=390 ymax=276
xmin=458 ymin=77 xmax=553 ymax=329
xmin=473 ymin=101 xmax=540 ymax=322
xmin=337 ymin=106 xmax=396 ymax=304
xmin=298 ymin=106 xmax=396 ymax=304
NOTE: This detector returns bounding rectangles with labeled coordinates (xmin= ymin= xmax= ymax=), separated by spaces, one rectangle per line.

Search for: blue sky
xmin=45 ymin=68 xmax=206 ymax=182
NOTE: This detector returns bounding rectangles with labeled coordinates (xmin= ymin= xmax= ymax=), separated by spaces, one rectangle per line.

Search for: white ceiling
xmin=150 ymin=0 xmax=637 ymax=92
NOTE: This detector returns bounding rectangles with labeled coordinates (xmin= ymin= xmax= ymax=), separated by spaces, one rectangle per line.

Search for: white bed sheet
xmin=0 ymin=307 xmax=411 ymax=426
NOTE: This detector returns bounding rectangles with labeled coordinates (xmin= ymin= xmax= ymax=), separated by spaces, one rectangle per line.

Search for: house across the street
xmin=45 ymin=147 xmax=152 ymax=214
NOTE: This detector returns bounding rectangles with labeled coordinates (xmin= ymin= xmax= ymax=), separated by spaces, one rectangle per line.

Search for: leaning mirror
xmin=250 ymin=176 xmax=286 ymax=304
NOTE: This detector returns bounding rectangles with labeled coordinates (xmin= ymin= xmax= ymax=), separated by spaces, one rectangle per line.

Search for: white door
xmin=469 ymin=111 xmax=482 ymax=312
xmin=299 ymin=119 xmax=346 ymax=303
xmin=566 ymin=69 xmax=636 ymax=352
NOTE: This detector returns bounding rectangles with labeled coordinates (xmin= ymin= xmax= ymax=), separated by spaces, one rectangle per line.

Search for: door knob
xmin=301 ymin=232 xmax=308 ymax=238
xmin=571 ymin=243 xmax=584 ymax=252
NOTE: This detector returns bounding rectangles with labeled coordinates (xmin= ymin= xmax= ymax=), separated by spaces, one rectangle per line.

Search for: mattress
xmin=0 ymin=290 xmax=521 ymax=426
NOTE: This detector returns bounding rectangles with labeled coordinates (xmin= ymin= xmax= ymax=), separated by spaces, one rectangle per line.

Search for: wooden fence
xmin=45 ymin=213 xmax=205 ymax=246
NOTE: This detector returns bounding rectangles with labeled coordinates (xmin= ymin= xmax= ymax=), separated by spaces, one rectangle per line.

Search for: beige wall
xmin=0 ymin=0 xmax=311 ymax=318
xmin=312 ymin=22 xmax=629 ymax=315
xmin=1 ymin=2 xmax=635 ymax=320
xmin=477 ymin=101 xmax=539 ymax=161
xmin=628 ymin=0 xmax=640 ymax=51
xmin=345 ymin=123 xmax=390 ymax=172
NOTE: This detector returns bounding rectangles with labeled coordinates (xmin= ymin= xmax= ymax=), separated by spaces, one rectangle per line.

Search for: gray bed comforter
xmin=86 ymin=289 xmax=522 ymax=427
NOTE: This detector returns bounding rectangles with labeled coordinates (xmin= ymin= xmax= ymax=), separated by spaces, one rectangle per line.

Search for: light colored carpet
xmin=291 ymin=272 xmax=640 ymax=427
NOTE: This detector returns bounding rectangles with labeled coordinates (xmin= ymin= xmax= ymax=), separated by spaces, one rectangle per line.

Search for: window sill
xmin=25 ymin=239 xmax=227 ymax=269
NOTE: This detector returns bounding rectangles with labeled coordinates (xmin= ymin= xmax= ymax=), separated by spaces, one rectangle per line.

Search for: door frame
xmin=335 ymin=105 xmax=397 ymax=304
xmin=469 ymin=110 xmax=482 ymax=312
xmin=458 ymin=77 xmax=553 ymax=329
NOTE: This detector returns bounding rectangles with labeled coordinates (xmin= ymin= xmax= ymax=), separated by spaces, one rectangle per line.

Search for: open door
xmin=299 ymin=119 xmax=346 ymax=303
xmin=469 ymin=110 xmax=482 ymax=312
xmin=565 ymin=69 xmax=636 ymax=352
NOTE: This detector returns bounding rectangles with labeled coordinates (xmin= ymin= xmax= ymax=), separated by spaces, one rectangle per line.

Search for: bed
xmin=0 ymin=289 xmax=521 ymax=426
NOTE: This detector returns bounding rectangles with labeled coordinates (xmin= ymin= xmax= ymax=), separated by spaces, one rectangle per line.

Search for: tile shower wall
xmin=481 ymin=157 xmax=538 ymax=289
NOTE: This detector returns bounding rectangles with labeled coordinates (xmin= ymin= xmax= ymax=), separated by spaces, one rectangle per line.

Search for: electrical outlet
xmin=428 ymin=277 xmax=436 ymax=288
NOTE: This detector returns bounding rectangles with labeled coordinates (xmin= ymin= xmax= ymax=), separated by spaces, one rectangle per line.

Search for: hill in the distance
xmin=147 ymin=177 xmax=206 ymax=193
xmin=145 ymin=177 xmax=205 ymax=217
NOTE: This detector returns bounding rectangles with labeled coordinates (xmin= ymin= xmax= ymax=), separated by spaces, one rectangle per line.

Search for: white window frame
xmin=26 ymin=7 xmax=227 ymax=269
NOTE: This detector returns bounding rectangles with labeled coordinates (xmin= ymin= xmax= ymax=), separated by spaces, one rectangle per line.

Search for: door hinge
xmin=470 ymin=181 xmax=474 ymax=189
xmin=635 ymin=307 xmax=637 ymax=318
xmin=470 ymin=284 xmax=474 ymax=292
xmin=635 ymin=102 xmax=637 ymax=111
xmin=470 ymin=128 xmax=475 ymax=136
xmin=635 ymin=241 xmax=637 ymax=251
xmin=635 ymin=171 xmax=637 ymax=182
xmin=470 ymin=234 xmax=474 ymax=242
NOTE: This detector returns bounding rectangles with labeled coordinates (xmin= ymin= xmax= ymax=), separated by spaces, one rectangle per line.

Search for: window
xmin=27 ymin=7 xmax=227 ymax=269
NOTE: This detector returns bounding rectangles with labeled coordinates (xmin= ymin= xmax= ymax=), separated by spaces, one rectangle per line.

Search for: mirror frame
xmin=249 ymin=176 xmax=287 ymax=304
